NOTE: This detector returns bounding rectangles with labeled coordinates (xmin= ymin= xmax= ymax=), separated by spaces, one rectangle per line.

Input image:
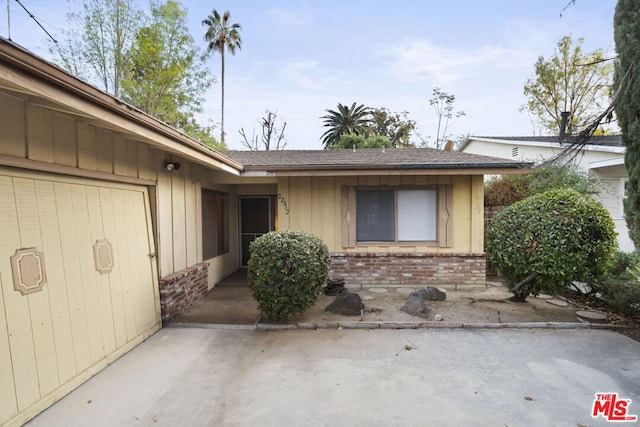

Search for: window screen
xmin=356 ymin=190 xmax=395 ymax=241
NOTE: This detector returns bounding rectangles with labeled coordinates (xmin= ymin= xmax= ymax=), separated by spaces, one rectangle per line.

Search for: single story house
xmin=0 ymin=38 xmax=529 ymax=426
xmin=459 ymin=136 xmax=632 ymax=252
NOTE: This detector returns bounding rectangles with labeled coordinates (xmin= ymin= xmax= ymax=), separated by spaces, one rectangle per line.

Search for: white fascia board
xmin=589 ymin=157 xmax=625 ymax=170
xmin=467 ymin=137 xmax=625 ymax=154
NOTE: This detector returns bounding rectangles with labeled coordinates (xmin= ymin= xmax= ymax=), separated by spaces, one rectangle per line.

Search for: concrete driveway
xmin=27 ymin=328 xmax=640 ymax=427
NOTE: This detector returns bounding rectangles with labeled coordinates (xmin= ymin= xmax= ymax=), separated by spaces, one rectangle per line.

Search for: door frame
xmin=239 ymin=195 xmax=276 ymax=267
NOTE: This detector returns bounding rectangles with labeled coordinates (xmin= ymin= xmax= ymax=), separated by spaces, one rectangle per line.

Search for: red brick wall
xmin=159 ymin=262 xmax=209 ymax=322
xmin=330 ymin=252 xmax=486 ymax=286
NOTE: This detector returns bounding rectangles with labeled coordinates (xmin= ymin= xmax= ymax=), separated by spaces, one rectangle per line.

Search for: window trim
xmin=202 ymin=188 xmax=230 ymax=260
xmin=341 ymin=185 xmax=453 ymax=248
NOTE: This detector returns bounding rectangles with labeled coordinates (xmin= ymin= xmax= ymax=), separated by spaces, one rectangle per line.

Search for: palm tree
xmin=202 ymin=10 xmax=242 ymax=144
xmin=320 ymin=102 xmax=371 ymax=148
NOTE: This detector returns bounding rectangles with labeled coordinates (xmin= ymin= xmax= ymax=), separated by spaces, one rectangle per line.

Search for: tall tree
xmin=368 ymin=108 xmax=416 ymax=148
xmin=320 ymin=102 xmax=371 ymax=148
xmin=239 ymin=110 xmax=287 ymax=151
xmin=522 ymin=35 xmax=613 ymax=136
xmin=51 ymin=0 xmax=143 ymax=97
xmin=121 ymin=1 xmax=214 ymax=132
xmin=428 ymin=87 xmax=465 ymax=149
xmin=614 ymin=0 xmax=640 ymax=249
xmin=202 ymin=10 xmax=242 ymax=145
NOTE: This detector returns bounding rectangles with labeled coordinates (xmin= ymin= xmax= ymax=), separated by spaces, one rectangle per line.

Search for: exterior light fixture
xmin=164 ymin=160 xmax=181 ymax=172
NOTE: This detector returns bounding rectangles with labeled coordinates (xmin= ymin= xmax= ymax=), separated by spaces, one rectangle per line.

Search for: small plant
xmin=247 ymin=230 xmax=330 ymax=321
xmin=593 ymin=251 xmax=640 ymax=316
xmin=486 ymin=189 xmax=617 ymax=301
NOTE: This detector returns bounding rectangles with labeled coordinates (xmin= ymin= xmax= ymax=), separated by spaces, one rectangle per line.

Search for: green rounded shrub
xmin=247 ymin=230 xmax=330 ymax=321
xmin=486 ymin=189 xmax=617 ymax=301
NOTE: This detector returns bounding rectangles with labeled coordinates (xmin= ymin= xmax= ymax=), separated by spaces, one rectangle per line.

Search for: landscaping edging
xmin=166 ymin=321 xmax=633 ymax=331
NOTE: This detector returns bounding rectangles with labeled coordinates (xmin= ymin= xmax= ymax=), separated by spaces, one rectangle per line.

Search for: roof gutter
xmin=0 ymin=38 xmax=243 ymax=174
xmin=242 ymin=162 xmax=533 ymax=173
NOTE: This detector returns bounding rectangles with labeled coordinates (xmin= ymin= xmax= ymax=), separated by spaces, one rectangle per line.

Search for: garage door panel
xmin=111 ymin=189 xmax=139 ymax=341
xmin=13 ymin=177 xmax=60 ymax=400
xmin=0 ymin=176 xmax=19 ymax=421
xmin=125 ymin=190 xmax=158 ymax=331
xmin=0 ymin=274 xmax=18 ymax=422
xmin=36 ymin=180 xmax=77 ymax=385
xmin=0 ymin=176 xmax=40 ymax=413
xmin=53 ymin=182 xmax=92 ymax=374
xmin=86 ymin=186 xmax=117 ymax=356
xmin=98 ymin=187 xmax=128 ymax=348
xmin=70 ymin=184 xmax=105 ymax=364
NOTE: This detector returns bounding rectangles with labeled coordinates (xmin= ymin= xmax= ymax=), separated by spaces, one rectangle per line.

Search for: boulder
xmin=400 ymin=292 xmax=429 ymax=318
xmin=416 ymin=286 xmax=447 ymax=301
xmin=325 ymin=291 xmax=364 ymax=316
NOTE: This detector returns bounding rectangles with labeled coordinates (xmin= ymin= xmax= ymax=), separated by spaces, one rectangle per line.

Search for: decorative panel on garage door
xmin=0 ymin=168 xmax=160 ymax=426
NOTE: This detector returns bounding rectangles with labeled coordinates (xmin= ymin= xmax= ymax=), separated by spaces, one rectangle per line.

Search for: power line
xmin=13 ymin=0 xmax=57 ymax=43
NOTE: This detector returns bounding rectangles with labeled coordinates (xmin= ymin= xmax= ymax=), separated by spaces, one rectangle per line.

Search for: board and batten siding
xmin=0 ymin=90 xmax=228 ymax=280
xmin=276 ymin=175 xmax=484 ymax=253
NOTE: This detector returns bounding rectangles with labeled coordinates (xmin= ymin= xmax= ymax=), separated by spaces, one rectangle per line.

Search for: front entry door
xmin=240 ymin=196 xmax=275 ymax=266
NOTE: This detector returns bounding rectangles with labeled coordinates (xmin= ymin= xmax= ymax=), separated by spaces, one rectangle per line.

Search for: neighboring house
xmin=0 ymin=38 xmax=528 ymax=426
xmin=459 ymin=136 xmax=632 ymax=252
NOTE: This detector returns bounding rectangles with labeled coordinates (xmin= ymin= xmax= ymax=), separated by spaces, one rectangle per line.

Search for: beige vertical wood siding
xmin=0 ymin=169 xmax=160 ymax=426
xmin=278 ymin=174 xmax=483 ymax=253
xmin=0 ymin=90 xmax=230 ymax=280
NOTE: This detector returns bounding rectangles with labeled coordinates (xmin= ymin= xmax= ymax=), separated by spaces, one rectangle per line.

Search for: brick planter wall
xmin=159 ymin=262 xmax=209 ymax=322
xmin=330 ymin=253 xmax=486 ymax=286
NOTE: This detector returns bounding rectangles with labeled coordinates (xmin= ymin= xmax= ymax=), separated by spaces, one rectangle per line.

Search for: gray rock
xmin=546 ymin=299 xmax=569 ymax=307
xmin=416 ymin=286 xmax=447 ymax=301
xmin=576 ymin=310 xmax=608 ymax=324
xmin=570 ymin=281 xmax=592 ymax=295
xmin=433 ymin=314 xmax=444 ymax=321
xmin=400 ymin=294 xmax=429 ymax=318
xmin=325 ymin=292 xmax=365 ymax=316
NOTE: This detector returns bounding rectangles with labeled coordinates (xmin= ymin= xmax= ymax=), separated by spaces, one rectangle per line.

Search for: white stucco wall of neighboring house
xmin=461 ymin=137 xmax=633 ymax=253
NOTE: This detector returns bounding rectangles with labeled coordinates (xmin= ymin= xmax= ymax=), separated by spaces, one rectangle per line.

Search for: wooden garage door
xmin=0 ymin=168 xmax=160 ymax=426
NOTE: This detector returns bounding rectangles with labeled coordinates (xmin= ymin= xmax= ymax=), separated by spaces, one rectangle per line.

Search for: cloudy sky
xmin=2 ymin=0 xmax=617 ymax=149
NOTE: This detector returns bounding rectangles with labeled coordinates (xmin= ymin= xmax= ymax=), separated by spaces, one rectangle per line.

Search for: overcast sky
xmin=2 ymin=0 xmax=617 ymax=150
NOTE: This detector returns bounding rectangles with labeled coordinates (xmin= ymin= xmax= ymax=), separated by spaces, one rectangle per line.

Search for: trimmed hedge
xmin=486 ymin=189 xmax=616 ymax=301
xmin=247 ymin=230 xmax=330 ymax=321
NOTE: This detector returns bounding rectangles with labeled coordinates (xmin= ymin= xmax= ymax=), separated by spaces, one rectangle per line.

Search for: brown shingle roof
xmin=225 ymin=148 xmax=530 ymax=172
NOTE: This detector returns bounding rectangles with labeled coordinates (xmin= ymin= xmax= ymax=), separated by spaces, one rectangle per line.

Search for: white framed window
xmin=355 ymin=188 xmax=438 ymax=243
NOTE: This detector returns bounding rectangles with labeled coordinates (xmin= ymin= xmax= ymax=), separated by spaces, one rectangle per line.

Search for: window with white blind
xmin=356 ymin=188 xmax=438 ymax=243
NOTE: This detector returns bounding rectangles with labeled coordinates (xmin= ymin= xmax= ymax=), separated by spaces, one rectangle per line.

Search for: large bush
xmin=486 ymin=189 xmax=617 ymax=301
xmin=485 ymin=164 xmax=598 ymax=207
xmin=247 ymin=230 xmax=330 ymax=321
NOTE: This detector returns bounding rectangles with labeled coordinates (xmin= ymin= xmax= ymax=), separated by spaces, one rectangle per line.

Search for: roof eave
xmin=0 ymin=38 xmax=243 ymax=174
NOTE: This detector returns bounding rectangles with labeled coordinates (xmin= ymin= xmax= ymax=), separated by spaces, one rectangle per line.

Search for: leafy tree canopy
xmin=328 ymin=133 xmax=393 ymax=150
xmin=121 ymin=1 xmax=214 ymax=131
xmin=320 ymin=102 xmax=371 ymax=148
xmin=51 ymin=0 xmax=143 ymax=97
xmin=368 ymin=108 xmax=416 ymax=147
xmin=522 ymin=35 xmax=614 ymax=136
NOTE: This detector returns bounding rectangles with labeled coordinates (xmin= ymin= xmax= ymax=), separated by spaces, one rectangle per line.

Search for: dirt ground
xmin=172 ymin=272 xmax=640 ymax=341
xmin=287 ymin=281 xmax=586 ymax=324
